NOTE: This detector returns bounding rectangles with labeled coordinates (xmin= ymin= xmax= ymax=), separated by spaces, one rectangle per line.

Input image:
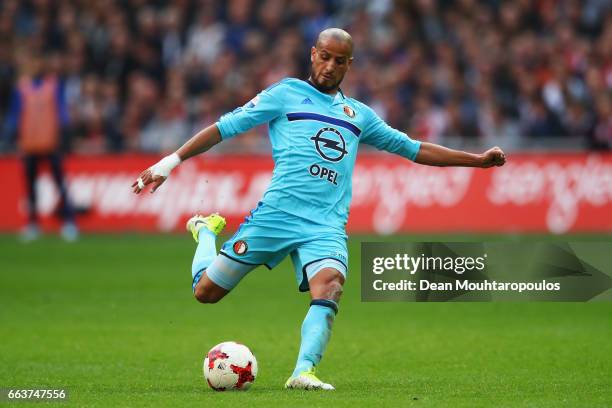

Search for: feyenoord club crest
xmin=343 ymin=105 xmax=355 ymax=118
xmin=233 ymin=240 xmax=248 ymax=255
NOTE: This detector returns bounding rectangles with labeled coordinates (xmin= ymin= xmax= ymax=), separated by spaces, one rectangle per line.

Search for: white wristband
xmin=150 ymin=153 xmax=181 ymax=178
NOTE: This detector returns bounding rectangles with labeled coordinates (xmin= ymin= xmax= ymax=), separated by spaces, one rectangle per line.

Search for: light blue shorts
xmin=218 ymin=202 xmax=348 ymax=292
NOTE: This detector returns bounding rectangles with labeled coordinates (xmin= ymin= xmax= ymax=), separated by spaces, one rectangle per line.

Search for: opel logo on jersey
xmin=310 ymin=127 xmax=348 ymax=162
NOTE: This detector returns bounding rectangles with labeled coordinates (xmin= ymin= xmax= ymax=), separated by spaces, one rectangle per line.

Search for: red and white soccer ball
xmin=203 ymin=341 xmax=258 ymax=391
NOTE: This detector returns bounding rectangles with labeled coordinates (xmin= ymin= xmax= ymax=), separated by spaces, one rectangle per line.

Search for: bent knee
xmin=311 ymin=268 xmax=345 ymax=301
xmin=327 ymin=280 xmax=344 ymax=299
xmin=194 ymin=285 xmax=222 ymax=304
xmin=320 ymin=268 xmax=345 ymax=289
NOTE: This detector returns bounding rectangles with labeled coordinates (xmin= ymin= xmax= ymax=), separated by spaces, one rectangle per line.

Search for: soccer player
xmin=132 ymin=28 xmax=505 ymax=390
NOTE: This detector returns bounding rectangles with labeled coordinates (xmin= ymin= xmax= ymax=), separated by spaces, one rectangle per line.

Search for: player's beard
xmin=310 ymin=71 xmax=344 ymax=93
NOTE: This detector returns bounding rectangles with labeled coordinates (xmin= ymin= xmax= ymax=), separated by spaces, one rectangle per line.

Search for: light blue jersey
xmin=216 ymin=78 xmax=421 ymax=229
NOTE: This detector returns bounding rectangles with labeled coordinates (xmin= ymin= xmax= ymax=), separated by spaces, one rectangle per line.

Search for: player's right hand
xmin=131 ymin=168 xmax=167 ymax=194
xmin=132 ymin=153 xmax=181 ymax=194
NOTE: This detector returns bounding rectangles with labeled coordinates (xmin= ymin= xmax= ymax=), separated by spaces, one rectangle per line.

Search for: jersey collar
xmin=332 ymin=89 xmax=346 ymax=106
xmin=304 ymin=79 xmax=347 ymax=106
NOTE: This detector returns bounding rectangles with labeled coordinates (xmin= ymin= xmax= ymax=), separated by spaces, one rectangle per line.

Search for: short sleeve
xmin=360 ymin=107 xmax=421 ymax=161
xmin=216 ymin=81 xmax=286 ymax=140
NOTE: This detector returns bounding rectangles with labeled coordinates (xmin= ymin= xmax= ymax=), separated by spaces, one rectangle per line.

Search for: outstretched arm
xmin=360 ymin=107 xmax=506 ymax=169
xmin=131 ymin=81 xmax=286 ymax=195
xmin=415 ymin=142 xmax=506 ymax=168
xmin=131 ymin=124 xmax=222 ymax=194
xmin=176 ymin=124 xmax=222 ymax=161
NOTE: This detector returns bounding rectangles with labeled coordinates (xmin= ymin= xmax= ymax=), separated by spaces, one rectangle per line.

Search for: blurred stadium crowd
xmin=0 ymin=0 xmax=611 ymax=154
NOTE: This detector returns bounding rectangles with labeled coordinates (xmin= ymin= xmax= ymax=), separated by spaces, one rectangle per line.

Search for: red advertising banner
xmin=1 ymin=153 xmax=611 ymax=234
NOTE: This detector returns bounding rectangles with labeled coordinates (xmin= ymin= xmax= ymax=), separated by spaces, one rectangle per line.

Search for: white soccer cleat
xmin=285 ymin=368 xmax=335 ymax=390
xmin=186 ymin=213 xmax=226 ymax=243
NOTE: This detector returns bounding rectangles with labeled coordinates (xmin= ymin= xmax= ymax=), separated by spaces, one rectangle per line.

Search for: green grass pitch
xmin=1 ymin=234 xmax=611 ymax=407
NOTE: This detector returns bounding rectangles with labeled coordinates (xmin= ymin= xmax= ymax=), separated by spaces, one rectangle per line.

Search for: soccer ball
xmin=203 ymin=341 xmax=258 ymax=391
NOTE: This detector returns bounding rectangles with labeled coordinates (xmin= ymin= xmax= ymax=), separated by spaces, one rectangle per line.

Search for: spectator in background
xmin=139 ymin=69 xmax=190 ymax=153
xmin=521 ymin=96 xmax=565 ymax=138
xmin=479 ymin=101 xmax=521 ymax=151
xmin=3 ymin=52 xmax=78 ymax=241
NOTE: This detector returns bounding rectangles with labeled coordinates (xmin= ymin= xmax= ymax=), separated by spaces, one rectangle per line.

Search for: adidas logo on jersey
xmin=301 ymin=97 xmax=313 ymax=105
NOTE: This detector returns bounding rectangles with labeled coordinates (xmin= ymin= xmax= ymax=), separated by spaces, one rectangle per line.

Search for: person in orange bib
xmin=4 ymin=53 xmax=77 ymax=241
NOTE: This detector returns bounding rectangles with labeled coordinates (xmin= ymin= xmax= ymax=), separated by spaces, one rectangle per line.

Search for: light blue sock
xmin=292 ymin=300 xmax=338 ymax=377
xmin=191 ymin=229 xmax=217 ymax=290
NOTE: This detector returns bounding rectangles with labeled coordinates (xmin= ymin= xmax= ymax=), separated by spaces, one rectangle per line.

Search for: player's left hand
xmin=131 ymin=168 xmax=167 ymax=194
xmin=480 ymin=146 xmax=506 ymax=168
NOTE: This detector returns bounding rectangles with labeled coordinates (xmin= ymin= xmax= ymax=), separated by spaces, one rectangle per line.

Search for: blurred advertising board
xmin=0 ymin=153 xmax=611 ymax=234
